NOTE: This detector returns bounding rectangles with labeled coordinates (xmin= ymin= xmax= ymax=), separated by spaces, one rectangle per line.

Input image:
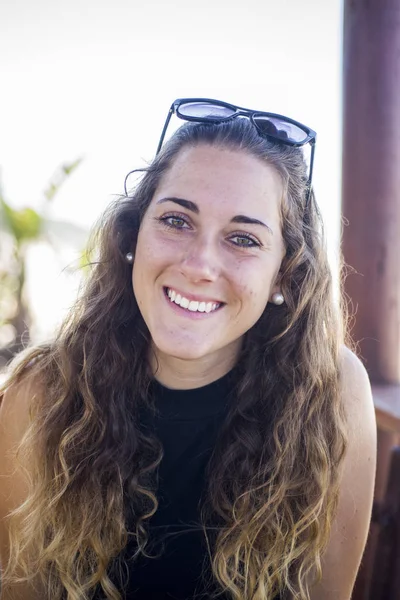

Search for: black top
xmin=93 ymin=371 xmax=281 ymax=600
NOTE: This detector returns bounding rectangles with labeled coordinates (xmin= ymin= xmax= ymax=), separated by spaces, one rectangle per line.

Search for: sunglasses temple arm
xmin=124 ymin=172 xmax=130 ymax=196
xmin=306 ymin=140 xmax=316 ymax=205
xmin=125 ymin=106 xmax=174 ymax=196
xmin=156 ymin=106 xmax=174 ymax=155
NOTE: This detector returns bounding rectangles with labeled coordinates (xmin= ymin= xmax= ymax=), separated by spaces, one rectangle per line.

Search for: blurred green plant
xmin=0 ymin=159 xmax=88 ymax=368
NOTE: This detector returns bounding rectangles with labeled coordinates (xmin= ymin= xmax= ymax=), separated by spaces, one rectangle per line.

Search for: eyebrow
xmin=156 ymin=197 xmax=274 ymax=236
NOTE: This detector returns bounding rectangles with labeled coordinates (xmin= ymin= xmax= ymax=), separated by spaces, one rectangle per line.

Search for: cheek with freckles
xmin=238 ymin=276 xmax=271 ymax=310
xmin=228 ymin=280 xmax=271 ymax=334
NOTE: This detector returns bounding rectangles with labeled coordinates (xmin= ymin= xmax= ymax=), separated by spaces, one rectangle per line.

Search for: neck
xmin=150 ymin=341 xmax=241 ymax=390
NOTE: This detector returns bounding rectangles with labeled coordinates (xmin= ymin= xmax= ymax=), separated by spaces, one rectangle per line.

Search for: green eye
xmin=168 ymin=217 xmax=185 ymax=227
xmin=230 ymin=234 xmax=260 ymax=248
xmin=157 ymin=214 xmax=190 ymax=229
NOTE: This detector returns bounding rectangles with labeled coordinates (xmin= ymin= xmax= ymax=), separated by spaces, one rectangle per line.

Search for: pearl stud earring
xmin=125 ymin=252 xmax=133 ymax=263
xmin=271 ymin=292 xmax=285 ymax=305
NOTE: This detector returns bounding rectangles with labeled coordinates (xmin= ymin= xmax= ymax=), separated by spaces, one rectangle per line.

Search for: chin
xmin=154 ymin=337 xmax=214 ymax=362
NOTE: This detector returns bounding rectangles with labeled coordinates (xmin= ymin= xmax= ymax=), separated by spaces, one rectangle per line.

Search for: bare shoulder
xmin=338 ymin=346 xmax=377 ymax=527
xmin=339 ymin=345 xmax=376 ymax=427
xmin=0 ymin=369 xmax=43 ymax=499
xmin=0 ymin=369 xmax=41 ymax=471
xmin=0 ymin=369 xmax=43 ymax=581
xmin=1 ymin=366 xmax=40 ymax=414
xmin=308 ymin=346 xmax=377 ymax=600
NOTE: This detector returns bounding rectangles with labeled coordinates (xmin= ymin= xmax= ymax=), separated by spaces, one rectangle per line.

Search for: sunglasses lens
xmin=178 ymin=102 xmax=236 ymax=120
xmin=253 ymin=115 xmax=308 ymax=144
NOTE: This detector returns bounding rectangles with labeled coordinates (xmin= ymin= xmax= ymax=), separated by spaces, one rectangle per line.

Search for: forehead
xmin=153 ymin=144 xmax=283 ymax=221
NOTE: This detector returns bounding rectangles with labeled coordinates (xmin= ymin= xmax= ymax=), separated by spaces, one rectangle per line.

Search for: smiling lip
xmin=164 ymin=286 xmax=223 ymax=304
xmin=164 ymin=292 xmax=222 ymax=317
xmin=163 ymin=286 xmax=225 ymax=316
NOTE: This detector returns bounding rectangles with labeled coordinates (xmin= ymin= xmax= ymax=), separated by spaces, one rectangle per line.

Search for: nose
xmin=179 ymin=235 xmax=220 ymax=283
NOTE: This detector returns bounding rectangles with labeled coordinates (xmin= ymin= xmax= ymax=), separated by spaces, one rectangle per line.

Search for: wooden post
xmin=342 ymin=0 xmax=400 ymax=384
xmin=342 ymin=0 xmax=400 ymax=598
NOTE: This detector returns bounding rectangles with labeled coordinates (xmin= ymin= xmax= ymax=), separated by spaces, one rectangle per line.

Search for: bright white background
xmin=0 ymin=0 xmax=343 ymax=343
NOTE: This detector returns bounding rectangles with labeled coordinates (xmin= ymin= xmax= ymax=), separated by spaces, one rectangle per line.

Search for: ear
xmin=269 ymin=286 xmax=284 ymax=304
xmin=269 ymin=269 xmax=283 ymax=300
xmin=269 ymin=285 xmax=281 ymax=299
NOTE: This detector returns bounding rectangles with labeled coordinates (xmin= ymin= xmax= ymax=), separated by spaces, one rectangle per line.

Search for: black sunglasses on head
xmin=124 ymin=97 xmax=317 ymax=204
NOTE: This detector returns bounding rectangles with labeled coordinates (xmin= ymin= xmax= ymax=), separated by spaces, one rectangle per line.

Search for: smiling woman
xmin=0 ymin=99 xmax=376 ymax=600
xmin=132 ymin=145 xmax=285 ymax=381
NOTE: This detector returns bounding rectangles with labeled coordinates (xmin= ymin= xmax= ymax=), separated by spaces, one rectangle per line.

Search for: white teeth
xmin=166 ymin=288 xmax=221 ymax=313
xmin=180 ymin=297 xmax=189 ymax=309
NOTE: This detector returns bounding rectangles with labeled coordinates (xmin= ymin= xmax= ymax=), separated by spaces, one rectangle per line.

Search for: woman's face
xmin=132 ymin=144 xmax=285 ymax=365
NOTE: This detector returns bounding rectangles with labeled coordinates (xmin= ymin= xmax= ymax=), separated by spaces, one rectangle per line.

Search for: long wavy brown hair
xmin=0 ymin=118 xmax=348 ymax=600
